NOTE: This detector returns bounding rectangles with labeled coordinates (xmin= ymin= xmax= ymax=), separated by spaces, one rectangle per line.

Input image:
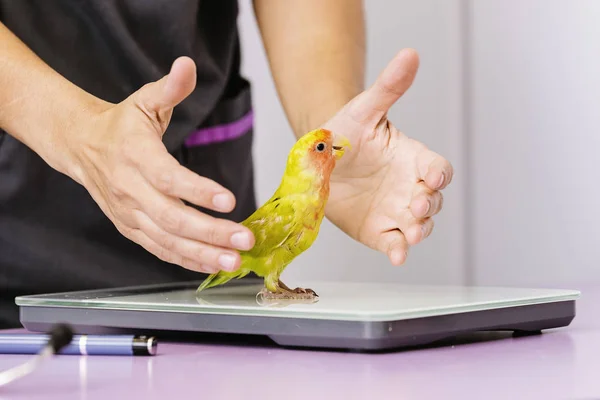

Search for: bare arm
xmin=0 ymin=22 xmax=255 ymax=273
xmin=0 ymin=22 xmax=108 ymax=177
xmin=252 ymin=0 xmax=366 ymax=137
xmin=252 ymin=4 xmax=455 ymax=268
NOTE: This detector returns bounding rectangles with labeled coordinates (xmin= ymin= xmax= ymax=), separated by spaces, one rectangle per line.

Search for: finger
xmin=136 ymin=142 xmax=237 ymax=213
xmin=389 ymin=203 xmax=436 ymax=246
xmin=389 ymin=202 xmax=418 ymax=244
xmin=399 ymin=215 xmax=435 ymax=247
xmin=134 ymin=211 xmax=242 ymax=272
xmin=131 ymin=56 xmax=197 ymax=130
xmin=410 ymin=183 xmax=444 ymax=219
xmin=378 ymin=229 xmax=410 ymax=266
xmin=419 ymin=217 xmax=435 ymax=241
xmin=409 ymin=183 xmax=434 ymax=218
xmin=112 ymin=220 xmax=217 ymax=274
xmin=416 ymin=150 xmax=454 ymax=190
xmin=357 ymin=48 xmax=420 ymax=123
xmin=134 ymin=180 xmax=255 ymax=251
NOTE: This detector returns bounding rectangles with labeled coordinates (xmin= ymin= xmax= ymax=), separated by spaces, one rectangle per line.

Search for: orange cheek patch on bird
xmin=195 ymin=128 xmax=351 ymax=301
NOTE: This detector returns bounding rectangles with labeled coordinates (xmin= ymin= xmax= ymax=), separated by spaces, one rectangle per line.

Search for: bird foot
xmin=289 ymin=287 xmax=319 ymax=297
xmin=276 ymin=280 xmax=318 ymax=297
xmin=256 ymin=287 xmax=319 ymax=302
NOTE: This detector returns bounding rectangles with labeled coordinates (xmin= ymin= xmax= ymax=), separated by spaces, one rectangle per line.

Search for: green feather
xmin=196 ymin=128 xmax=335 ymax=295
xmin=196 ymin=266 xmax=251 ymax=292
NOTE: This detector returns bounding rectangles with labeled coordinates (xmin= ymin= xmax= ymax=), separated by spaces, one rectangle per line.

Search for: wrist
xmin=43 ymin=93 xmax=111 ymax=183
xmin=290 ymin=83 xmax=362 ymax=137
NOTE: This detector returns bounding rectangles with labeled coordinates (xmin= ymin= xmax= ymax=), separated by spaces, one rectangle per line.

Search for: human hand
xmin=322 ymin=49 xmax=453 ymax=266
xmin=57 ymin=57 xmax=255 ymax=274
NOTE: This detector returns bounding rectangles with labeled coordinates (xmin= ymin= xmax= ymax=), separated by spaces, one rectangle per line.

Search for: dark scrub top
xmin=0 ymin=0 xmax=257 ymax=328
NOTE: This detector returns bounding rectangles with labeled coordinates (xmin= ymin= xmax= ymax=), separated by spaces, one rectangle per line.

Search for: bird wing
xmin=241 ymin=195 xmax=302 ymax=259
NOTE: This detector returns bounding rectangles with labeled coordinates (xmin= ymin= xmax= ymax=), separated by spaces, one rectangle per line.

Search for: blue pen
xmin=0 ymin=333 xmax=157 ymax=356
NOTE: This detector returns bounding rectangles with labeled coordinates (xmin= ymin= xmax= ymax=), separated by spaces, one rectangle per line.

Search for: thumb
xmin=355 ymin=48 xmax=420 ymax=123
xmin=131 ymin=56 xmax=197 ymax=130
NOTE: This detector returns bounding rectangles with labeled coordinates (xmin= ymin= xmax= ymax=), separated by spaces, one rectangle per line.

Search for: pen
xmin=0 ymin=333 xmax=157 ymax=356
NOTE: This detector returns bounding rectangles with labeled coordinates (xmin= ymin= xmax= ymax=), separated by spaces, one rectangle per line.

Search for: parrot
xmin=196 ymin=127 xmax=351 ymax=300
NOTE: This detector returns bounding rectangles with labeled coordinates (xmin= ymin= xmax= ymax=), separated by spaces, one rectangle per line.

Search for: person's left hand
xmin=322 ymin=48 xmax=453 ymax=266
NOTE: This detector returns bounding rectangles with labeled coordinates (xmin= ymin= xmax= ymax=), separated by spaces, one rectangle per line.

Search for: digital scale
xmin=15 ymin=279 xmax=580 ymax=351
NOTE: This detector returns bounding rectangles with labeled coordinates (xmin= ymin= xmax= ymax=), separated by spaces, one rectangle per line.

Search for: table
xmin=0 ymin=286 xmax=597 ymax=400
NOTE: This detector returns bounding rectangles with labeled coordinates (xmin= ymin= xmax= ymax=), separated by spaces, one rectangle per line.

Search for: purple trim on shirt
xmin=184 ymin=110 xmax=254 ymax=147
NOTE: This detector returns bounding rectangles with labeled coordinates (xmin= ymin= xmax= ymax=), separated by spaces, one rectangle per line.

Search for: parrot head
xmin=286 ymin=128 xmax=351 ymax=179
xmin=278 ymin=128 xmax=352 ymax=197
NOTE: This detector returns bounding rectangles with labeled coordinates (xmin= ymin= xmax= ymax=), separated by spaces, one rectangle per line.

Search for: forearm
xmin=252 ymin=0 xmax=366 ymax=137
xmin=0 ymin=22 xmax=107 ymax=175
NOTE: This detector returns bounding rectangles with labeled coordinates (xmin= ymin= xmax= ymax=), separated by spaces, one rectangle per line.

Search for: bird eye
xmin=316 ymin=142 xmax=326 ymax=152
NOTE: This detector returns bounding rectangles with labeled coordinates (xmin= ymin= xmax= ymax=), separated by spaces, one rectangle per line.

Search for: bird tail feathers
xmin=196 ymin=268 xmax=251 ymax=293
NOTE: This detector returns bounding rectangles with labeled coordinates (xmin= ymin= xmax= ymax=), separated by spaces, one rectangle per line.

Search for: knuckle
xmin=191 ymin=183 xmax=208 ymax=203
xmin=109 ymin=181 xmax=129 ymax=201
xmin=114 ymin=222 xmax=133 ymax=239
xmin=388 ymin=237 xmax=407 ymax=256
xmin=144 ymin=240 xmax=163 ymax=258
xmin=207 ymin=265 xmax=220 ymax=274
xmin=378 ymin=80 xmax=403 ymax=97
xmin=155 ymin=246 xmax=174 ymax=264
xmin=180 ymin=258 xmax=200 ymax=271
xmin=126 ymin=208 xmax=144 ymax=228
xmin=156 ymin=231 xmax=176 ymax=251
xmin=193 ymin=245 xmax=206 ymax=261
xmin=182 ymin=243 xmax=206 ymax=265
xmin=157 ymin=206 xmax=182 ymax=232
xmin=156 ymin=170 xmax=175 ymax=195
xmin=204 ymin=224 xmax=223 ymax=245
xmin=198 ymin=264 xmax=217 ymax=274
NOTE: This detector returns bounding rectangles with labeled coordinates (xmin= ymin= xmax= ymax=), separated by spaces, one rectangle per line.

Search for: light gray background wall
xmin=236 ymin=0 xmax=595 ymax=289
xmin=467 ymin=0 xmax=600 ymax=288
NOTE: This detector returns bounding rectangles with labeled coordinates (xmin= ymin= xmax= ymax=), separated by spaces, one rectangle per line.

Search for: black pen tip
xmin=48 ymin=323 xmax=74 ymax=353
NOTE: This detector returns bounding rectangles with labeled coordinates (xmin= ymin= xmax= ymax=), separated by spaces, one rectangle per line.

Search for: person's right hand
xmin=57 ymin=57 xmax=255 ymax=274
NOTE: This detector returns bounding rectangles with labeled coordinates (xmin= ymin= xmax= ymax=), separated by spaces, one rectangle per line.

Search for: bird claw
xmin=291 ymin=287 xmax=318 ymax=297
xmin=272 ymin=280 xmax=319 ymax=298
xmin=256 ymin=287 xmax=319 ymax=302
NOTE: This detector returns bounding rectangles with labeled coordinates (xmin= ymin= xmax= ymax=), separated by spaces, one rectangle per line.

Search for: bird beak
xmin=332 ymin=134 xmax=351 ymax=160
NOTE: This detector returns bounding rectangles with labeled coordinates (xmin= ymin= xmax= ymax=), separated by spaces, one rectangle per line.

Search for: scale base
xmin=16 ymin=281 xmax=579 ymax=352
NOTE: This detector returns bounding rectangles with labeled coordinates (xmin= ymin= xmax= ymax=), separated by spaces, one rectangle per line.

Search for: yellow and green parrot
xmin=196 ymin=128 xmax=350 ymax=299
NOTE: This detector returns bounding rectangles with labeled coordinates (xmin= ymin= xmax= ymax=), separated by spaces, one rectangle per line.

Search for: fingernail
xmin=424 ymin=200 xmax=431 ymax=215
xmin=218 ymin=253 xmax=237 ymax=271
xmin=213 ymin=193 xmax=232 ymax=211
xmin=421 ymin=225 xmax=428 ymax=239
xmin=231 ymin=232 xmax=251 ymax=250
xmin=437 ymin=173 xmax=445 ymax=188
